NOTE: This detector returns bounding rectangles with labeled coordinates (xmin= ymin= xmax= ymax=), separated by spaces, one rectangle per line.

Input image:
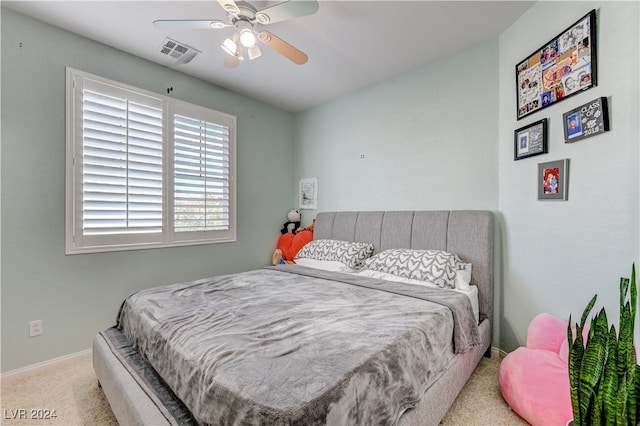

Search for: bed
xmin=93 ymin=210 xmax=494 ymax=425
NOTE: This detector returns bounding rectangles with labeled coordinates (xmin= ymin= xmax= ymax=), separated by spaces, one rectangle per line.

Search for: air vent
xmin=159 ymin=38 xmax=201 ymax=65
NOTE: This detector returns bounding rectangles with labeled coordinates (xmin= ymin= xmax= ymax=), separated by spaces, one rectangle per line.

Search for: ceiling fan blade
xmin=224 ymin=53 xmax=240 ymax=68
xmin=217 ymin=0 xmax=240 ymax=14
xmin=255 ymin=0 xmax=319 ymax=25
xmin=153 ymin=19 xmax=229 ymax=29
xmin=258 ymin=31 xmax=308 ymax=65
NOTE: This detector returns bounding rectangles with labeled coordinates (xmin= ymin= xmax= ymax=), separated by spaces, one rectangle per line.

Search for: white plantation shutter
xmin=81 ymin=86 xmax=163 ymax=236
xmin=67 ymin=68 xmax=236 ymax=254
xmin=173 ymin=114 xmax=230 ymax=233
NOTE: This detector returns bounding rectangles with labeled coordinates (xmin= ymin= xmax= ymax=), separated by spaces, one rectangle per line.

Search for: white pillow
xmin=363 ymin=248 xmax=465 ymax=289
xmin=296 ymin=239 xmax=374 ymax=269
xmin=358 ymin=261 xmax=473 ymax=290
xmin=294 ymin=258 xmax=353 ymax=272
xmin=355 ymin=269 xmax=439 ymax=288
xmin=456 ymin=262 xmax=472 ymax=290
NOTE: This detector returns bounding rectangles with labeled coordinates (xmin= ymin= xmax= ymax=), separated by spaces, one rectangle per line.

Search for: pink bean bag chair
xmin=498 ymin=313 xmax=574 ymax=426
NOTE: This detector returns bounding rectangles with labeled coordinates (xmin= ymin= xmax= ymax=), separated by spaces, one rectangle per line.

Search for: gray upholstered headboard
xmin=313 ymin=211 xmax=494 ymax=326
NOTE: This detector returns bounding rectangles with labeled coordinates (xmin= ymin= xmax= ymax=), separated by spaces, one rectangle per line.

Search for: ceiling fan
xmin=153 ymin=0 xmax=319 ymax=68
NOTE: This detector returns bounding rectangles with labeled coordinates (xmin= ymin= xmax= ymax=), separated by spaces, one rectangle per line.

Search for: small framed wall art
xmin=299 ymin=177 xmax=318 ymax=209
xmin=538 ymin=159 xmax=569 ymax=200
xmin=514 ymin=118 xmax=548 ymax=161
xmin=563 ymin=97 xmax=610 ymax=143
xmin=516 ymin=9 xmax=597 ymax=120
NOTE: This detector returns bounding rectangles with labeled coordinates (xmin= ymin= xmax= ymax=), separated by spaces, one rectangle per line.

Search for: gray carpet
xmin=1 ymin=352 xmax=527 ymax=425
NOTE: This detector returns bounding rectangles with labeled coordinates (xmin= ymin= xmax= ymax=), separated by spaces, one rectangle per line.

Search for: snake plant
xmin=568 ymin=264 xmax=639 ymax=426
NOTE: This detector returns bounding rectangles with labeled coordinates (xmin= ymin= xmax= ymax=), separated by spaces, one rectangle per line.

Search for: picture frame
xmin=516 ymin=9 xmax=597 ymax=120
xmin=514 ymin=118 xmax=548 ymax=161
xmin=538 ymin=159 xmax=569 ymax=200
xmin=563 ymin=97 xmax=610 ymax=143
xmin=299 ymin=177 xmax=318 ymax=209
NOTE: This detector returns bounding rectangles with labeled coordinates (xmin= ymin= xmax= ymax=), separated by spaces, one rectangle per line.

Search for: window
xmin=66 ymin=68 xmax=236 ymax=254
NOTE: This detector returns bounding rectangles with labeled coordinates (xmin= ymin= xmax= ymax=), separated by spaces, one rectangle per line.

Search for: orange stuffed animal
xmin=272 ymin=220 xmax=315 ymax=265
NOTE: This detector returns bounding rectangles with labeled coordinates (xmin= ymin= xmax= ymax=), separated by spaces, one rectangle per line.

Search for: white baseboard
xmin=1 ymin=348 xmax=92 ymax=382
xmin=491 ymin=346 xmax=507 ymax=359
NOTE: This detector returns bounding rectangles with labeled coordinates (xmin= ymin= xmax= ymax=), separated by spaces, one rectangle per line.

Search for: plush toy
xmin=298 ymin=219 xmax=315 ymax=234
xmin=273 ymin=219 xmax=315 ymax=265
xmin=280 ymin=209 xmax=301 ymax=235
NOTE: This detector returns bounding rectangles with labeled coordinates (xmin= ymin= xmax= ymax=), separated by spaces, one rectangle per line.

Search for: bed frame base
xmin=398 ymin=320 xmax=491 ymax=425
xmin=94 ymin=319 xmax=490 ymax=426
xmin=94 ymin=336 xmax=175 ymax=425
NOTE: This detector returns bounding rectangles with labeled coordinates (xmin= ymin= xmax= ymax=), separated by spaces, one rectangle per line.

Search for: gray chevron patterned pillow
xmin=363 ymin=248 xmax=464 ymax=289
xmin=296 ymin=239 xmax=374 ymax=269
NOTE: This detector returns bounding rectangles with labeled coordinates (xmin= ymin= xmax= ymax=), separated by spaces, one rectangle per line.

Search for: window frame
xmin=65 ymin=68 xmax=236 ymax=255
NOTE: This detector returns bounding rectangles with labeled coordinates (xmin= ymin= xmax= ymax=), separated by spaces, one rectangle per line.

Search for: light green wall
xmin=1 ymin=8 xmax=295 ymax=372
xmin=293 ymin=40 xmax=503 ymax=345
xmin=293 ymin=40 xmax=499 ymax=214
xmin=498 ymin=1 xmax=640 ymax=351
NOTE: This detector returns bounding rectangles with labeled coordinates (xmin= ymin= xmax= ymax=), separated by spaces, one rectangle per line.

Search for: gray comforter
xmin=117 ymin=265 xmax=480 ymax=426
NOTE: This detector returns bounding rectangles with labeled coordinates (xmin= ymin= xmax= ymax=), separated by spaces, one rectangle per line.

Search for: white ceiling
xmin=2 ymin=0 xmax=534 ymax=113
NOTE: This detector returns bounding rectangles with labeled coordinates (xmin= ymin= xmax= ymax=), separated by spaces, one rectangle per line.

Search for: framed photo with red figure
xmin=516 ymin=9 xmax=597 ymax=120
xmin=538 ymin=159 xmax=569 ymax=200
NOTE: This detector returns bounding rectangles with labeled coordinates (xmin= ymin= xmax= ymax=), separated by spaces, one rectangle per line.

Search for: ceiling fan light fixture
xmin=221 ymin=37 xmax=237 ymax=56
xmin=239 ymin=29 xmax=256 ymax=48
xmin=247 ymin=45 xmax=262 ymax=60
xmin=234 ymin=21 xmax=256 ymax=48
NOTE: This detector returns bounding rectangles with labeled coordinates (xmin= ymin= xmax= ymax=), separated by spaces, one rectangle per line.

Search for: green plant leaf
xmin=578 ymin=308 xmax=609 ymax=423
xmin=635 ymin=367 xmax=640 ymax=425
xmin=620 ymin=307 xmax=636 ymax=425
xmin=569 ymin=318 xmax=584 ymax=426
xmin=621 ymin=277 xmax=629 ymax=318
xmin=626 ymin=364 xmax=636 ymax=426
xmin=601 ymin=326 xmax=618 ymax=426
xmin=616 ymin=373 xmax=628 ymax=424
xmin=630 ymin=265 xmax=638 ymax=425
xmin=586 ymin=395 xmax=597 ymax=426
xmin=631 ymin=264 xmax=637 ymax=331
xmin=619 ymin=301 xmax=631 ymax=380
xmin=570 ymin=294 xmax=597 ymax=426
xmin=582 ymin=294 xmax=598 ymax=328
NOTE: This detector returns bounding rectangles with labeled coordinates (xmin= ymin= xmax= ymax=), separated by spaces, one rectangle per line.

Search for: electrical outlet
xmin=29 ymin=320 xmax=43 ymax=337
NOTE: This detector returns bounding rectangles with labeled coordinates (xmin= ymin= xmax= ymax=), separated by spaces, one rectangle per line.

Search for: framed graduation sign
xmin=516 ymin=9 xmax=597 ymax=120
xmin=563 ymin=97 xmax=610 ymax=143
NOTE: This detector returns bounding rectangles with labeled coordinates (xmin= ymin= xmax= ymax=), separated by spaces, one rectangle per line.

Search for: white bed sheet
xmin=290 ymin=263 xmax=480 ymax=323
xmin=350 ymin=269 xmax=479 ymax=323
